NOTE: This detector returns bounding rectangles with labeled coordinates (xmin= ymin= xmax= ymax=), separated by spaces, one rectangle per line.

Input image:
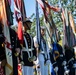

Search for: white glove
xmin=64 ymin=69 xmax=70 ymax=74
xmin=54 ymin=66 xmax=58 ymax=72
xmin=64 ymin=66 xmax=70 ymax=74
xmin=33 ymin=58 xmax=39 ymax=65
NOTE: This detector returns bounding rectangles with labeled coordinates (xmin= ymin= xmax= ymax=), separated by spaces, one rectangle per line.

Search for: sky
xmin=24 ymin=0 xmax=43 ymax=18
xmin=24 ymin=0 xmax=36 ymax=18
xmin=11 ymin=0 xmax=43 ymax=25
xmin=11 ymin=0 xmax=36 ymax=17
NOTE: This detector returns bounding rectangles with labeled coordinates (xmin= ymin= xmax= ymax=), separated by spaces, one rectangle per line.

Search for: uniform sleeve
xmin=0 ymin=34 xmax=5 ymax=44
xmin=12 ymin=29 xmax=22 ymax=49
xmin=9 ymin=28 xmax=22 ymax=54
xmin=0 ymin=34 xmax=6 ymax=61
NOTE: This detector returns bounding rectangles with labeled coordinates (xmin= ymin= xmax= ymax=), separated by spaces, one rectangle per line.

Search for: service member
xmin=65 ymin=46 xmax=75 ymax=75
xmin=21 ymin=19 xmax=36 ymax=75
xmin=9 ymin=27 xmax=21 ymax=75
xmin=33 ymin=26 xmax=50 ymax=75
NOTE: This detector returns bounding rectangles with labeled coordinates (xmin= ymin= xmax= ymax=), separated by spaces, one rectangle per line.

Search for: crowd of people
xmin=0 ymin=18 xmax=76 ymax=75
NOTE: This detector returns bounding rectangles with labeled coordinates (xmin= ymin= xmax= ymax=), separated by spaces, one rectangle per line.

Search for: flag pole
xmin=36 ymin=1 xmax=41 ymax=75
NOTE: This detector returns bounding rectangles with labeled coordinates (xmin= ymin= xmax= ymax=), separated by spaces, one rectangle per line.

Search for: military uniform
xmin=9 ymin=28 xmax=21 ymax=75
xmin=49 ymin=50 xmax=57 ymax=75
xmin=0 ymin=29 xmax=5 ymax=62
xmin=52 ymin=42 xmax=68 ymax=75
xmin=65 ymin=47 xmax=75 ymax=75
xmin=34 ymin=36 xmax=50 ymax=75
xmin=22 ymin=32 xmax=36 ymax=75
xmin=0 ymin=24 xmax=6 ymax=75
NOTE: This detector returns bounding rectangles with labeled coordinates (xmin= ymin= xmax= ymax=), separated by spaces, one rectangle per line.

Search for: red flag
xmin=17 ymin=21 xmax=23 ymax=44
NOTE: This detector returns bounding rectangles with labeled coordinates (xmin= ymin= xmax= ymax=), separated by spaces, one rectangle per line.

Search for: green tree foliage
xmin=48 ymin=0 xmax=76 ymax=32
xmin=29 ymin=0 xmax=76 ymax=36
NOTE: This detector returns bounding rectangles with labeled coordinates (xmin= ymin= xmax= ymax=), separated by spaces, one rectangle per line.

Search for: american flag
xmin=14 ymin=0 xmax=26 ymax=44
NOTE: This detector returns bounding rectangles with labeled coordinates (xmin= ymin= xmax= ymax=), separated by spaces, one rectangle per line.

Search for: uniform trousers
xmin=49 ymin=62 xmax=56 ymax=75
xmin=22 ymin=66 xmax=34 ymax=75
xmin=38 ymin=53 xmax=49 ymax=75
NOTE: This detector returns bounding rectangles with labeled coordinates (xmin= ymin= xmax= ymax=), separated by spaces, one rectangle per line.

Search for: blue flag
xmin=36 ymin=1 xmax=41 ymax=49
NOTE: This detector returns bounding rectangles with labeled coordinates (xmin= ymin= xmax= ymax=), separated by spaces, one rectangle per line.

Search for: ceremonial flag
xmin=69 ymin=12 xmax=76 ymax=47
xmin=14 ymin=0 xmax=26 ymax=75
xmin=61 ymin=8 xmax=68 ymax=47
xmin=14 ymin=0 xmax=26 ymax=44
xmin=40 ymin=0 xmax=60 ymax=44
xmin=36 ymin=0 xmax=61 ymax=22
xmin=5 ymin=0 xmax=13 ymax=25
xmin=69 ymin=11 xmax=76 ymax=34
xmin=62 ymin=8 xmax=76 ymax=48
xmin=36 ymin=0 xmax=41 ymax=49
xmin=20 ymin=0 xmax=26 ymax=22
xmin=8 ymin=0 xmax=11 ymax=6
xmin=0 ymin=0 xmax=13 ymax=75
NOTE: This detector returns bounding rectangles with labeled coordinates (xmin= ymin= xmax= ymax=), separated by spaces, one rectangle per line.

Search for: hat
xmin=23 ymin=19 xmax=32 ymax=25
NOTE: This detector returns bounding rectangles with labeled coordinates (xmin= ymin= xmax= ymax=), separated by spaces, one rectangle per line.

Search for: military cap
xmin=23 ymin=19 xmax=32 ymax=25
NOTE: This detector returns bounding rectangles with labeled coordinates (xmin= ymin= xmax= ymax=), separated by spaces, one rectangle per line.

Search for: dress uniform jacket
xmin=49 ymin=50 xmax=57 ymax=68
xmin=52 ymin=42 xmax=67 ymax=75
xmin=0 ymin=24 xmax=6 ymax=75
xmin=40 ymin=36 xmax=50 ymax=63
xmin=65 ymin=47 xmax=75 ymax=75
xmin=0 ymin=34 xmax=5 ymax=61
xmin=9 ymin=28 xmax=22 ymax=75
xmin=22 ymin=32 xmax=36 ymax=66
xmin=0 ymin=24 xmax=6 ymax=61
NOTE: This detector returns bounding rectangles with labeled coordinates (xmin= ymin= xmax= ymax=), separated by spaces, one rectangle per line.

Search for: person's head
xmin=40 ymin=26 xmax=46 ymax=36
xmin=23 ymin=19 xmax=32 ymax=32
